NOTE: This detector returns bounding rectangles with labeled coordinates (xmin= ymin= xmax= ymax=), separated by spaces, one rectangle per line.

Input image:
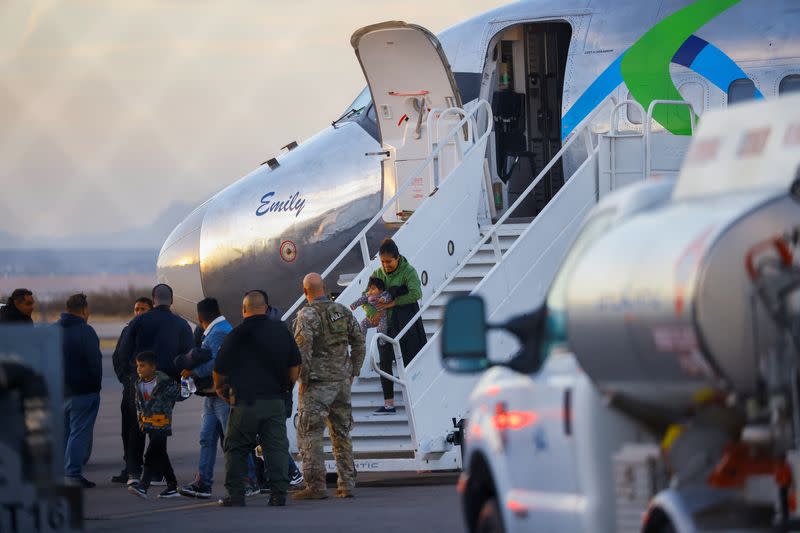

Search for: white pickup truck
xmin=440 ymin=177 xmax=674 ymax=533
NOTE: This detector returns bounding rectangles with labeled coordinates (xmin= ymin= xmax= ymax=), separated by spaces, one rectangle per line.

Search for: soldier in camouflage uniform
xmin=292 ymin=272 xmax=365 ymax=499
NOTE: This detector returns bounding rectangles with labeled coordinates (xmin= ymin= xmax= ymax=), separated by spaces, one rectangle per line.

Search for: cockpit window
xmin=334 ymin=87 xmax=373 ymax=124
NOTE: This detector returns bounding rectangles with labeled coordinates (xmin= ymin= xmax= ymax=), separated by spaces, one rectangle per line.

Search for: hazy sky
xmin=0 ymin=0 xmax=507 ymax=240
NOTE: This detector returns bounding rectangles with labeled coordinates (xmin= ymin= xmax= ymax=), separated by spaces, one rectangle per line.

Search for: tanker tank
xmin=564 ymin=94 xmax=800 ymax=412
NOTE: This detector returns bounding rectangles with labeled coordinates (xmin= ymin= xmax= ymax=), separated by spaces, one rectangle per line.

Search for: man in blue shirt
xmin=177 ymin=297 xmax=233 ymax=498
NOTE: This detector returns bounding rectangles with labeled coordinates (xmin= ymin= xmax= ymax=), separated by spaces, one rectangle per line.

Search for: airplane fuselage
xmin=158 ymin=0 xmax=800 ymax=324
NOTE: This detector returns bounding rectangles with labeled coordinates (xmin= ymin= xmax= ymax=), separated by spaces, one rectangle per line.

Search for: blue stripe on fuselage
xmin=561 ymin=54 xmax=624 ymax=140
xmin=561 ymin=35 xmax=760 ymax=140
xmin=688 ymin=41 xmax=764 ymax=98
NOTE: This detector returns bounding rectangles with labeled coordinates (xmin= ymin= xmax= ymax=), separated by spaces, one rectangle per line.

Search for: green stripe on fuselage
xmin=620 ymin=0 xmax=741 ymax=135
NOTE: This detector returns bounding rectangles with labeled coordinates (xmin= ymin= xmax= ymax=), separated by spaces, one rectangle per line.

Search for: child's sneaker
xmin=127 ymin=482 xmax=148 ymax=499
xmin=158 ymin=486 xmax=180 ymax=499
xmin=373 ymin=405 xmax=396 ymax=415
xmin=289 ymin=470 xmax=304 ymax=488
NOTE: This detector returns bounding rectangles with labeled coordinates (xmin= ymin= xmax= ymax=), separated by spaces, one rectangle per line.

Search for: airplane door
xmin=352 ymin=22 xmax=463 ymax=223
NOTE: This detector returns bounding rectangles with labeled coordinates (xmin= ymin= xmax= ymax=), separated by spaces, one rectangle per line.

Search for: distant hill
xmin=0 ymin=230 xmax=22 ymax=248
xmin=0 ymin=201 xmax=196 ymax=250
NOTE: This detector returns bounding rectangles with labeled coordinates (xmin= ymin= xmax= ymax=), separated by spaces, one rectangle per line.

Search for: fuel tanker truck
xmin=440 ymin=93 xmax=800 ymax=533
xmin=563 ymin=94 xmax=800 ymax=532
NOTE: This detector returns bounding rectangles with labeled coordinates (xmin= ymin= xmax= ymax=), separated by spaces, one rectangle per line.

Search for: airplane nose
xmin=156 ymin=202 xmax=209 ymax=322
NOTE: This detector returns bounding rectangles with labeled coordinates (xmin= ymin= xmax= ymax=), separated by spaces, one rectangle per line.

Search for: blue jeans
xmin=64 ymin=393 xmax=100 ymax=479
xmin=198 ymin=396 xmax=256 ymax=485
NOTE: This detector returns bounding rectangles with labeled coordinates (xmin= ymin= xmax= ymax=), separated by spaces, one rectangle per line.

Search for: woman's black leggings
xmin=378 ymin=342 xmax=415 ymax=401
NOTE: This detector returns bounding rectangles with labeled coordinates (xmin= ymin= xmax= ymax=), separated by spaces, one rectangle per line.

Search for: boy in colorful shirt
xmin=128 ymin=351 xmax=181 ymax=499
xmin=349 ymin=277 xmax=395 ymax=344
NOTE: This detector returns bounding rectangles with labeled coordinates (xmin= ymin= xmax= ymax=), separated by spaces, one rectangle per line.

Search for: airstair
xmin=282 ymin=22 xmax=696 ymax=474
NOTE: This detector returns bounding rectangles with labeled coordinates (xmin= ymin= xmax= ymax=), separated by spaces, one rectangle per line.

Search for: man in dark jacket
xmin=110 ymin=297 xmax=153 ymax=483
xmin=213 ymin=290 xmax=301 ymax=507
xmin=0 ymin=288 xmax=35 ymax=323
xmin=116 ymin=284 xmax=193 ymax=481
xmin=59 ymin=293 xmax=103 ymax=488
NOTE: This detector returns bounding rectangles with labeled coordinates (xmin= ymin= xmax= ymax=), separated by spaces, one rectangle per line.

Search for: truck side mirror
xmin=441 ymin=295 xmax=490 ymax=373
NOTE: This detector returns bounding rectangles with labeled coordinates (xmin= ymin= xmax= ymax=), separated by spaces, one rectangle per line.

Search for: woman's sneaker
xmin=178 ymin=482 xmax=212 ymax=499
xmin=373 ymin=405 xmax=396 ymax=415
xmin=127 ymin=482 xmax=148 ymax=499
xmin=158 ymin=486 xmax=180 ymax=499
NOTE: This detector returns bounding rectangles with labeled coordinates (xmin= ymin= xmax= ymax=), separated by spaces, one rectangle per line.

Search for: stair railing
xmin=368 ymin=94 xmax=618 ymax=385
xmin=644 ymin=100 xmax=696 ymax=177
xmin=281 ymin=99 xmax=494 ymax=323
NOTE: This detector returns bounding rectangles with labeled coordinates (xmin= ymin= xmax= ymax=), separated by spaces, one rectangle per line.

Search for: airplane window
xmin=678 ymin=82 xmax=705 ymax=116
xmin=779 ymin=75 xmax=800 ymax=95
xmin=626 ymin=91 xmax=642 ymax=125
xmin=728 ymin=78 xmax=757 ymax=105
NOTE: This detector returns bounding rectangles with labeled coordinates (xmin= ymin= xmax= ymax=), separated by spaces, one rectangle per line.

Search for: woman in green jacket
xmin=370 ymin=238 xmax=427 ymax=415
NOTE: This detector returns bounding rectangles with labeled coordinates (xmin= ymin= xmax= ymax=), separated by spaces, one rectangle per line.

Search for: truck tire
xmin=476 ymin=497 xmax=504 ymax=533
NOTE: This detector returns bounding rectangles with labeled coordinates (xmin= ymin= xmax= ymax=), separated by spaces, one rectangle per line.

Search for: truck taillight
xmin=492 ymin=403 xmax=537 ymax=431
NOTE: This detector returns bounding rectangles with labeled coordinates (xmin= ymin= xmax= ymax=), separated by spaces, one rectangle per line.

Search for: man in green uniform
xmin=213 ymin=290 xmax=301 ymax=507
xmin=293 ymin=272 xmax=365 ymax=499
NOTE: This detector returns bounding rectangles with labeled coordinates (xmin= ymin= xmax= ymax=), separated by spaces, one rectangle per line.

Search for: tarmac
xmin=82 ymin=349 xmax=464 ymax=533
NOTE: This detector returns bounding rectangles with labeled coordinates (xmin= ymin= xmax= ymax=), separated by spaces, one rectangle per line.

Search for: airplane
xmin=156 ymin=0 xmax=800 ymax=325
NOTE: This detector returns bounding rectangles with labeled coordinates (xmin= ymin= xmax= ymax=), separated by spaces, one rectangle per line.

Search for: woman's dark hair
xmin=367 ymin=277 xmax=386 ymax=291
xmin=378 ymin=238 xmax=400 ymax=258
xmin=135 ymin=351 xmax=157 ymax=366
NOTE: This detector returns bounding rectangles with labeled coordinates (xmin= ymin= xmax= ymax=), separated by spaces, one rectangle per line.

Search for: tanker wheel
xmin=476 ymin=497 xmax=504 ymax=533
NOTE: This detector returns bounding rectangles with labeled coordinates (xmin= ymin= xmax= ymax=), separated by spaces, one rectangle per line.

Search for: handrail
xmin=370 ymin=333 xmax=406 ymax=385
xmin=608 ymin=100 xmax=646 ymax=191
xmin=426 ymin=107 xmax=472 ymax=187
xmin=281 ymin=100 xmax=494 ymax=322
xmin=368 ymin=93 xmax=619 ymax=380
xmin=644 ymin=99 xmax=695 ymax=177
xmin=609 ymin=100 xmax=645 ymax=136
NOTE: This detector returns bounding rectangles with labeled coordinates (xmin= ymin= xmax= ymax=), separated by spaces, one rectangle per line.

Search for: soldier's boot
xmin=335 ymin=488 xmax=354 ymax=499
xmin=292 ymin=487 xmax=329 ymax=500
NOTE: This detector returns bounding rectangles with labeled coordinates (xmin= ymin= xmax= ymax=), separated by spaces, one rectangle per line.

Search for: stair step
xmin=478 ymin=242 xmax=514 ymax=253
xmin=352 ymin=383 xmax=405 ymax=396
xmin=422 ymin=307 xmax=443 ymax=321
xmin=454 ymin=263 xmax=494 ymax=278
xmin=325 ymin=439 xmax=414 ymax=453
xmin=324 ymin=424 xmax=410 ymax=438
xmin=441 ymin=279 xmax=476 ymax=292
xmin=352 ymin=413 xmax=409 ymax=423
xmin=479 ymin=223 xmax=529 ymax=236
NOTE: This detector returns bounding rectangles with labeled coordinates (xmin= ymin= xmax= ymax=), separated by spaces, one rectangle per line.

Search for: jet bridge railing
xmin=370 ymin=93 xmax=614 ymax=398
xmin=281 ymin=100 xmax=494 ymax=322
